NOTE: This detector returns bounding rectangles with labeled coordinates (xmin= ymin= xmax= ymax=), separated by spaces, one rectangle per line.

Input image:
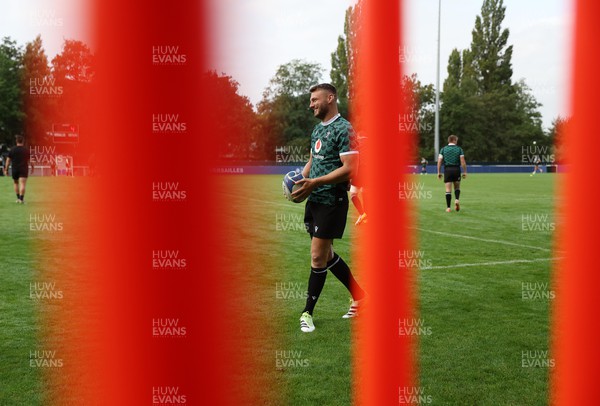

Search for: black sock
xmin=445 ymin=193 xmax=451 ymax=208
xmin=303 ymin=267 xmax=327 ymax=315
xmin=327 ymin=253 xmax=365 ymax=301
xmin=455 ymin=189 xmax=460 ymax=200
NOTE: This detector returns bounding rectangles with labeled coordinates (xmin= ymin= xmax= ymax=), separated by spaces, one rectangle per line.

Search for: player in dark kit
xmin=291 ymin=83 xmax=367 ymax=333
xmin=4 ymin=135 xmax=32 ymax=204
xmin=437 ymin=135 xmax=467 ymax=212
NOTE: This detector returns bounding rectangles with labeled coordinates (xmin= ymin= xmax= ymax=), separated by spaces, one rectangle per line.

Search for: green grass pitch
xmin=0 ymin=173 xmax=555 ymax=405
xmin=218 ymin=172 xmax=555 ymax=405
xmin=0 ymin=176 xmax=96 ymax=405
xmin=1 ymin=176 xmax=46 ymax=405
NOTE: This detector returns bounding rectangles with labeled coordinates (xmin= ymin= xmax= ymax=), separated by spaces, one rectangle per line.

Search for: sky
xmin=0 ymin=0 xmax=91 ymax=58
xmin=1 ymin=0 xmax=572 ymax=129
xmin=213 ymin=0 xmax=573 ymax=129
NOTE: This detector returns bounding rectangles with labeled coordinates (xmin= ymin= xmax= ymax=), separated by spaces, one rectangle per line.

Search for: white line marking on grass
xmin=415 ymin=227 xmax=551 ymax=252
xmin=215 ymin=191 xmax=353 ymax=247
xmin=217 ymin=190 xmax=301 ymax=209
xmin=421 ymin=257 xmax=559 ymax=270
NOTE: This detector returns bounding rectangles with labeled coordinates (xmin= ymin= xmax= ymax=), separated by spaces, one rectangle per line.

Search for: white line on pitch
xmin=421 ymin=257 xmax=558 ymax=270
xmin=218 ymin=193 xmax=552 ymax=253
xmin=415 ymin=227 xmax=551 ymax=252
xmin=216 ymin=190 xmax=301 ymax=209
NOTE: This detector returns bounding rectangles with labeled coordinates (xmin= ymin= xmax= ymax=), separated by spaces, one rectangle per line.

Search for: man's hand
xmin=291 ymin=177 xmax=320 ymax=202
xmin=462 ymin=173 xmax=467 ymax=179
xmin=437 ymin=173 xmax=442 ymax=180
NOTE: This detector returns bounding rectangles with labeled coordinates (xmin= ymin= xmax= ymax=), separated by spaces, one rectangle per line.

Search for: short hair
xmin=448 ymin=135 xmax=458 ymax=143
xmin=309 ymin=83 xmax=337 ymax=97
xmin=15 ymin=135 xmax=25 ymax=144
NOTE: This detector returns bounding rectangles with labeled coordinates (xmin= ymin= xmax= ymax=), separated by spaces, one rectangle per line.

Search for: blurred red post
xmin=552 ymin=0 xmax=600 ymax=404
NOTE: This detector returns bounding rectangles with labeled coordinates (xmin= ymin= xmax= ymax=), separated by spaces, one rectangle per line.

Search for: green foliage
xmin=257 ymin=60 xmax=322 ymax=160
xmin=21 ymin=35 xmax=52 ymax=145
xmin=0 ymin=34 xmax=105 ymax=150
xmin=403 ymin=74 xmax=436 ymax=160
xmin=471 ymin=0 xmax=513 ymax=93
xmin=330 ymin=6 xmax=360 ymax=118
xmin=330 ymin=35 xmax=349 ymax=117
xmin=22 ymin=36 xmax=50 ymax=80
xmin=439 ymin=0 xmax=545 ymax=162
xmin=329 ymin=4 xmax=364 ymax=119
xmin=330 ymin=36 xmax=348 ymax=100
xmin=262 ymin=59 xmax=323 ymax=102
xmin=202 ymin=71 xmax=259 ymax=161
xmin=0 ymin=37 xmax=24 ymax=144
xmin=546 ymin=115 xmax=570 ymax=163
xmin=51 ymin=40 xmax=95 ymax=142
xmin=51 ymin=40 xmax=94 ymax=83
xmin=444 ymin=49 xmax=462 ymax=91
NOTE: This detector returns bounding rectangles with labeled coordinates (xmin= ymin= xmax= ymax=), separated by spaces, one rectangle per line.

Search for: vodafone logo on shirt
xmin=315 ymin=139 xmax=322 ymax=153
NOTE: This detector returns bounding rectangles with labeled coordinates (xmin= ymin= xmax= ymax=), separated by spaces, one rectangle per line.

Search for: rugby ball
xmin=282 ymin=171 xmax=306 ymax=203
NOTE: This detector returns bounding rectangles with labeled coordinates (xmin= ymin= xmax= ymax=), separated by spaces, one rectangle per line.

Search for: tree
xmin=440 ymin=0 xmax=544 ymax=162
xmin=202 ymin=71 xmax=258 ymax=161
xmin=547 ymin=115 xmax=571 ymax=164
xmin=330 ymin=34 xmax=349 ymax=116
xmin=329 ymin=4 xmax=364 ymax=118
xmin=512 ymin=79 xmax=544 ymax=144
xmin=261 ymin=59 xmax=322 ymax=102
xmin=330 ymin=7 xmax=355 ymax=117
xmin=444 ymin=49 xmax=462 ymax=91
xmin=51 ymin=39 xmax=95 ymax=83
xmin=21 ymin=35 xmax=52 ymax=145
xmin=470 ymin=0 xmax=513 ymax=93
xmin=257 ymin=60 xmax=323 ymax=160
xmin=0 ymin=37 xmax=24 ymax=145
xmin=400 ymin=74 xmax=436 ymax=160
xmin=50 ymin=39 xmax=96 ymax=144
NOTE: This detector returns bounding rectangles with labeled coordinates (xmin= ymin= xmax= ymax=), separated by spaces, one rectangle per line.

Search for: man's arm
xmin=4 ymin=157 xmax=10 ymax=176
xmin=437 ymin=155 xmax=443 ymax=179
xmin=301 ymin=152 xmax=313 ymax=178
xmin=460 ymin=155 xmax=467 ymax=178
xmin=291 ymin=153 xmax=358 ymax=201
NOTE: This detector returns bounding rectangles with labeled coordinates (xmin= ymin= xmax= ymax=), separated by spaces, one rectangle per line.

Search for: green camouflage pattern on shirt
xmin=439 ymin=144 xmax=464 ymax=166
xmin=308 ymin=115 xmax=358 ymax=205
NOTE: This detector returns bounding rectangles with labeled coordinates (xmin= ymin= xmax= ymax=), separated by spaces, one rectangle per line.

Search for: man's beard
xmin=314 ymin=105 xmax=328 ymax=120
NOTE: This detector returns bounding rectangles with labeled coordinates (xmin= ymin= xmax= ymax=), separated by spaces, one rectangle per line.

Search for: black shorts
xmin=12 ymin=168 xmax=28 ymax=181
xmin=443 ymin=166 xmax=461 ymax=183
xmin=304 ymin=200 xmax=349 ymax=239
